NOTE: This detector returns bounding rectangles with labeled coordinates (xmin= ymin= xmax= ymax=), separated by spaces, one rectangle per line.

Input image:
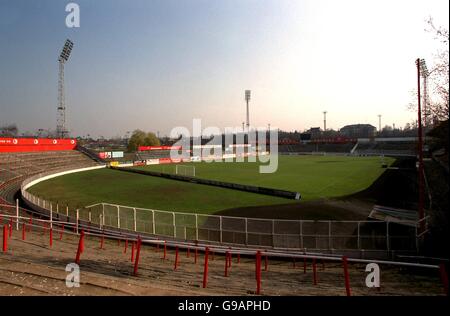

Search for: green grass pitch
xmin=28 ymin=155 xmax=394 ymax=215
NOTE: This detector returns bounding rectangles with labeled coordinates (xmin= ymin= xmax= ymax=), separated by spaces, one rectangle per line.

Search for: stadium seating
xmin=279 ymin=141 xmax=416 ymax=156
xmin=279 ymin=143 xmax=354 ymax=154
xmin=354 ymin=141 xmax=417 ymax=156
xmin=136 ymin=149 xmax=186 ymax=160
xmin=0 ymin=150 xmax=99 ymax=204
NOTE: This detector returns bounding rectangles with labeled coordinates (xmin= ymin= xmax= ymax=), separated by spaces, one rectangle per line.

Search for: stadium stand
xmin=76 ymin=144 xmax=106 ymax=163
xmin=279 ymin=143 xmax=354 ymax=154
xmin=136 ymin=149 xmax=187 ymax=161
xmin=136 ymin=150 xmax=172 ymax=160
xmin=316 ymin=143 xmax=355 ymax=153
xmin=0 ymin=150 xmax=99 ymax=204
xmin=279 ymin=144 xmax=317 ymax=153
xmin=278 ymin=139 xmax=417 ymax=156
xmin=354 ymin=141 xmax=417 ymax=156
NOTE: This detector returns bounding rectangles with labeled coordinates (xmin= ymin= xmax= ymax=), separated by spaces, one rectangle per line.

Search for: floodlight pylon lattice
xmin=57 ymin=39 xmax=74 ymax=138
xmin=418 ymin=59 xmax=429 ymax=127
xmin=245 ymin=90 xmax=251 ymax=132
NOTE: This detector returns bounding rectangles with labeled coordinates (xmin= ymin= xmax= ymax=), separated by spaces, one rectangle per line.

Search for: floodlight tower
xmin=420 ymin=60 xmax=429 ymax=128
xmin=323 ymin=111 xmax=327 ymax=131
xmin=416 ymin=58 xmax=426 ymax=234
xmin=245 ymin=90 xmax=251 ymax=133
xmin=57 ymin=39 xmax=74 ymax=138
xmin=378 ymin=114 xmax=382 ymax=134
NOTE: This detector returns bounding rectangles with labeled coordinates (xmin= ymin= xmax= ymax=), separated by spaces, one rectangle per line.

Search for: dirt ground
xmin=0 ymin=225 xmax=445 ymax=296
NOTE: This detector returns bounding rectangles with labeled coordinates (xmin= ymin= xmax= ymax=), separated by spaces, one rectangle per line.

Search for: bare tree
xmin=408 ymin=18 xmax=449 ymax=123
xmin=426 ymin=18 xmax=449 ymax=121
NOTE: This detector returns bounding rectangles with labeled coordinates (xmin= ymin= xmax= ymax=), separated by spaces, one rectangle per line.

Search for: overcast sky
xmin=0 ymin=0 xmax=448 ymax=138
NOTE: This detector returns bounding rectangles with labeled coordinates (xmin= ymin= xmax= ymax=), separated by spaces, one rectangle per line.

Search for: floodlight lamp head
xmin=58 ymin=39 xmax=74 ymax=63
xmin=245 ymin=90 xmax=251 ymax=101
xmin=420 ymin=59 xmax=429 ymax=77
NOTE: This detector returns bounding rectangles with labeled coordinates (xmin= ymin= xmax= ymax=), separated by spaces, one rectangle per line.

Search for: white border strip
xmin=23 ymin=165 xmax=106 ymax=191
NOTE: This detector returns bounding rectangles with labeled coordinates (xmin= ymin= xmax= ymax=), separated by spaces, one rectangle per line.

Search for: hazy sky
xmin=0 ymin=0 xmax=448 ymax=138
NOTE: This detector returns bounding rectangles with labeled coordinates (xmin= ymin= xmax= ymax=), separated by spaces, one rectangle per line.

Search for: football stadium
xmin=0 ymin=0 xmax=448 ymax=300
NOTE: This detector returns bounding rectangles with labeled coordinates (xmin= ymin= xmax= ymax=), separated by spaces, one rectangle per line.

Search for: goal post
xmin=175 ymin=164 xmax=196 ymax=177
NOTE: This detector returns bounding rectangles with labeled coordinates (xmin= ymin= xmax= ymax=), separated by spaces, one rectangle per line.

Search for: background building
xmin=340 ymin=124 xmax=376 ymax=138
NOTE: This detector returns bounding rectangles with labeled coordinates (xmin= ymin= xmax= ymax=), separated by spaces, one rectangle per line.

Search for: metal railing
xmin=1 ymin=206 xmax=446 ymax=297
xmin=21 ymin=183 xmax=420 ymax=255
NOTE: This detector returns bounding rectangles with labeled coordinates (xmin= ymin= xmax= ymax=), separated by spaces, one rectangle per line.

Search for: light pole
xmin=245 ymin=90 xmax=251 ymax=133
xmin=420 ymin=61 xmax=429 ymax=128
xmin=416 ymin=58 xmax=426 ymax=234
xmin=57 ymin=39 xmax=74 ymax=139
xmin=323 ymin=111 xmax=327 ymax=131
xmin=378 ymin=114 xmax=382 ymax=134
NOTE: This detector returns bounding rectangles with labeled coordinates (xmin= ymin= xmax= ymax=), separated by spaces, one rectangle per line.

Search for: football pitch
xmin=28 ymin=155 xmax=394 ymax=215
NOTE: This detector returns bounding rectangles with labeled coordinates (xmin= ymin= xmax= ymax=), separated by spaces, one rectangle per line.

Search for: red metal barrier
xmin=224 ymin=251 xmax=229 ymax=277
xmin=202 ymin=247 xmax=209 ymax=288
xmin=1 ymin=212 xmax=445 ymax=296
xmin=342 ymin=256 xmax=351 ymax=296
xmin=313 ymin=258 xmax=318 ymax=285
xmin=187 ymin=247 xmax=190 ymax=258
xmin=174 ymin=246 xmax=179 ymax=270
xmin=439 ymin=264 xmax=448 ymax=296
xmin=80 ymin=232 xmax=85 ymax=253
xmin=75 ymin=230 xmax=85 ymax=264
xmin=194 ymin=248 xmax=198 ymax=264
xmin=256 ymin=251 xmax=262 ymax=295
xmin=2 ymin=225 xmax=7 ymax=252
xmin=133 ymin=237 xmax=142 ymax=276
